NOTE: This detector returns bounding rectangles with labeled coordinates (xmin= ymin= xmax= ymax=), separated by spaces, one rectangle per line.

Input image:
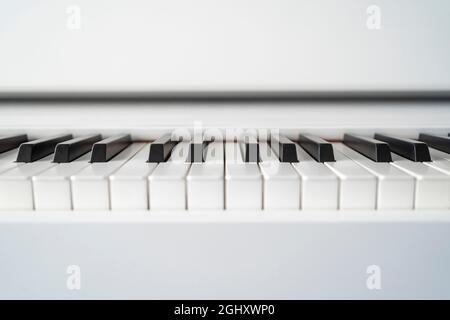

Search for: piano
xmin=1 ymin=0 xmax=450 ymax=299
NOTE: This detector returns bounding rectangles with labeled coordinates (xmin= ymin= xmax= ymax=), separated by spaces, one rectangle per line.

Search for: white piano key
xmin=225 ymin=141 xmax=243 ymax=164
xmin=168 ymin=141 xmax=190 ymax=163
xmin=225 ymin=142 xmax=262 ymax=209
xmin=70 ymin=143 xmax=145 ymax=210
xmin=32 ymin=153 xmax=91 ymax=210
xmin=109 ymin=144 xmax=157 ymax=210
xmin=148 ymin=142 xmax=190 ymax=210
xmin=426 ymin=149 xmax=450 ymax=179
xmin=325 ymin=148 xmax=377 ymax=209
xmin=421 ymin=149 xmax=450 ymax=205
xmin=148 ymin=164 xmax=190 ymax=210
xmin=258 ymin=141 xmax=279 ymax=163
xmin=258 ymin=142 xmax=300 ymax=210
xmin=0 ymin=155 xmax=56 ymax=210
xmin=334 ymin=143 xmax=414 ymax=209
xmin=0 ymin=147 xmax=19 ymax=161
xmin=391 ymin=154 xmax=450 ymax=209
xmin=0 ymin=148 xmax=23 ymax=173
xmin=204 ymin=141 xmax=224 ymax=164
xmin=428 ymin=147 xmax=450 ymax=164
xmin=292 ymin=145 xmax=338 ymax=209
xmin=186 ymin=142 xmax=224 ymax=209
xmin=426 ymin=158 xmax=450 ymax=176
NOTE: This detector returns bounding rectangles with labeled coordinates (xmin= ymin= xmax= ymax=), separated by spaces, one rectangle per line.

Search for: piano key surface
xmin=186 ymin=142 xmax=224 ymax=210
xmin=148 ymin=133 xmax=177 ymax=163
xmin=293 ymin=145 xmax=339 ymax=209
xmin=0 ymin=134 xmax=28 ymax=154
xmin=32 ymin=153 xmax=92 ymax=210
xmin=225 ymin=142 xmax=262 ymax=209
xmin=149 ymin=163 xmax=191 ymax=210
xmin=343 ymin=133 xmax=392 ymax=163
xmin=241 ymin=135 xmax=259 ymax=163
xmin=0 ymin=155 xmax=56 ymax=210
xmin=16 ymin=134 xmax=72 ymax=163
xmin=90 ymin=134 xmax=131 ymax=163
xmin=419 ymin=133 xmax=450 ymax=155
xmin=270 ymin=134 xmax=299 ymax=163
xmin=326 ymin=150 xmax=377 ymax=209
xmin=391 ymin=154 xmax=450 ymax=209
xmin=375 ymin=134 xmax=432 ymax=162
xmin=53 ymin=134 xmax=102 ymax=163
xmin=299 ymin=134 xmax=335 ymax=163
xmin=71 ymin=143 xmax=145 ymax=210
xmin=258 ymin=142 xmax=300 ymax=210
xmin=109 ymin=144 xmax=158 ymax=210
xmin=0 ymin=132 xmax=448 ymax=212
xmin=148 ymin=141 xmax=191 ymax=209
xmin=0 ymin=148 xmax=23 ymax=173
xmin=334 ymin=143 xmax=414 ymax=209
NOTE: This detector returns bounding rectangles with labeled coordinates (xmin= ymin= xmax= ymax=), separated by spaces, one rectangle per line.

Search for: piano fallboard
xmin=1 ymin=0 xmax=450 ymax=94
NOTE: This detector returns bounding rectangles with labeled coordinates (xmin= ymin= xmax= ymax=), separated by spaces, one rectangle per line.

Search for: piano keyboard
xmin=0 ymin=132 xmax=449 ymax=212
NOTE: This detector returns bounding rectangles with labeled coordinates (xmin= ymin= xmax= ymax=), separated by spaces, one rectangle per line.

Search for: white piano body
xmin=0 ymin=0 xmax=450 ymax=299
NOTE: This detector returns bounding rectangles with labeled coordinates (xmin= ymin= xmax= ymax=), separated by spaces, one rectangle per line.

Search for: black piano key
xmin=298 ymin=134 xmax=335 ymax=162
xmin=188 ymin=141 xmax=209 ymax=162
xmin=16 ymin=134 xmax=73 ymax=163
xmin=242 ymin=135 xmax=259 ymax=162
xmin=0 ymin=134 xmax=28 ymax=154
xmin=270 ymin=135 xmax=298 ymax=162
xmin=148 ymin=134 xmax=177 ymax=162
xmin=90 ymin=134 xmax=131 ymax=162
xmin=343 ymin=134 xmax=392 ymax=162
xmin=418 ymin=133 xmax=450 ymax=154
xmin=374 ymin=134 xmax=431 ymax=162
xmin=53 ymin=134 xmax=102 ymax=163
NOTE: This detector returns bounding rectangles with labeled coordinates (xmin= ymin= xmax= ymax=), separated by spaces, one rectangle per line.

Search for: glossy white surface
xmin=0 ymin=148 xmax=22 ymax=173
xmin=186 ymin=142 xmax=224 ymax=210
xmin=391 ymin=154 xmax=450 ymax=209
xmin=0 ymin=155 xmax=55 ymax=210
xmin=258 ymin=142 xmax=300 ymax=209
xmin=335 ymin=143 xmax=414 ymax=209
xmin=293 ymin=146 xmax=338 ymax=209
xmin=148 ymin=163 xmax=191 ymax=210
xmin=326 ymin=150 xmax=377 ymax=209
xmin=109 ymin=144 xmax=157 ymax=210
xmin=32 ymin=153 xmax=91 ymax=210
xmin=225 ymin=142 xmax=262 ymax=209
xmin=70 ymin=143 xmax=144 ymax=210
xmin=1 ymin=211 xmax=450 ymax=299
xmin=1 ymin=0 xmax=450 ymax=93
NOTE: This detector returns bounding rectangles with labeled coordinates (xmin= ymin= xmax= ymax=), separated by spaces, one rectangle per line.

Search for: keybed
xmin=0 ymin=132 xmax=449 ymax=211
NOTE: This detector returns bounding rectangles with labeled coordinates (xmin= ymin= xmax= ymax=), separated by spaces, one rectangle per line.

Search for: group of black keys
xmin=0 ymin=131 xmax=449 ymax=165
